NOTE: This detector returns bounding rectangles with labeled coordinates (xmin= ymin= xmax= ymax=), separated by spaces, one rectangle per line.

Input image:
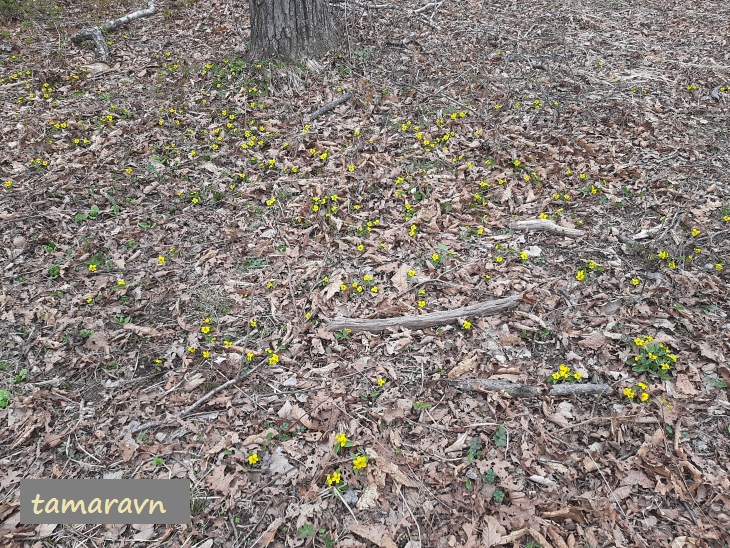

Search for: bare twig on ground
xmin=70 ymin=1 xmax=157 ymax=63
xmin=307 ymin=91 xmax=354 ymax=121
xmin=325 ymin=294 xmax=522 ymax=332
xmin=129 ymin=358 xmax=266 ymax=435
xmin=449 ymin=379 xmax=614 ymax=398
xmin=509 ymin=219 xmax=585 ymax=238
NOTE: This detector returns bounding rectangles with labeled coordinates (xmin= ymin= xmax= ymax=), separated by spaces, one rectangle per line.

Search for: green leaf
xmin=493 ymin=425 xmax=507 ymax=447
xmin=297 ymin=524 xmax=315 ymax=538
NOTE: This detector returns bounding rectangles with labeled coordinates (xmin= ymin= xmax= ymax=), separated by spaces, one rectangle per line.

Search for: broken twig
xmin=326 ymin=294 xmax=522 ymax=333
xmin=307 ymin=91 xmax=353 ymax=121
xmin=129 ymin=358 xmax=265 ymax=435
xmin=510 ymin=219 xmax=585 ymax=238
xmin=70 ymin=1 xmax=157 ymax=63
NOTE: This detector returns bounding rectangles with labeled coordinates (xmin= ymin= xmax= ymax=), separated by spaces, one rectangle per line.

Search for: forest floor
xmin=1 ymin=0 xmax=729 ymax=546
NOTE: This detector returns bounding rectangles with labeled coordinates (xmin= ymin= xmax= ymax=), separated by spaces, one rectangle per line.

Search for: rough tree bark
xmin=248 ymin=0 xmax=338 ymax=61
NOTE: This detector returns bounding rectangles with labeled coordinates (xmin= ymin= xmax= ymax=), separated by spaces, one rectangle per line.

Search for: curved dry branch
xmin=326 ymin=294 xmax=522 ymax=333
xmin=510 ymin=219 xmax=585 ymax=238
xmin=70 ymin=1 xmax=157 ymax=63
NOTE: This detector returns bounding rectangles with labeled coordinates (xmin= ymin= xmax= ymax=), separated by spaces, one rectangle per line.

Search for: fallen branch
xmin=129 ymin=358 xmax=265 ymax=435
xmin=450 ymin=379 xmax=614 ymax=399
xmin=307 ymin=91 xmax=353 ymax=121
xmin=326 ymin=294 xmax=522 ymax=333
xmin=549 ymin=383 xmax=614 ymax=396
xmin=70 ymin=1 xmax=157 ymax=63
xmin=510 ymin=219 xmax=585 ymax=238
xmin=460 ymin=379 xmax=541 ymax=398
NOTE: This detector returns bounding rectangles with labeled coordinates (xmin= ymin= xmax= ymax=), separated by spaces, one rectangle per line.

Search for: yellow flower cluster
xmin=549 ymin=364 xmax=582 ymax=383
xmin=624 ymin=382 xmax=650 ymax=402
xmin=353 ymin=455 xmax=368 ymax=471
xmin=326 ymin=470 xmax=341 ymax=486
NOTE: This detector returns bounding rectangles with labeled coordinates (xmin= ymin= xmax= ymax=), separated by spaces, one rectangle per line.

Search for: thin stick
xmin=510 ymin=219 xmax=585 ymax=238
xmin=326 ymin=294 xmax=521 ymax=332
xmin=307 ymin=91 xmax=354 ymax=121
xmin=130 ymin=359 xmax=266 ymax=435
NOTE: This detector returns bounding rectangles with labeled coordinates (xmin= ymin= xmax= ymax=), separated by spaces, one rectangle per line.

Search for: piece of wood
xmin=510 ymin=219 xmax=584 ymax=237
xmin=549 ymin=383 xmax=613 ymax=396
xmin=70 ymin=1 xmax=157 ymax=63
xmin=463 ymin=379 xmax=541 ymax=398
xmin=325 ymin=294 xmax=521 ymax=333
xmin=307 ymin=91 xmax=353 ymax=121
xmin=450 ymin=380 xmax=614 ymax=399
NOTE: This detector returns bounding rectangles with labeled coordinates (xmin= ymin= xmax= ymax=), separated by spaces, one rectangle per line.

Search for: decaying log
xmin=70 ymin=1 xmax=157 ymax=63
xmin=510 ymin=219 xmax=584 ymax=238
xmin=326 ymin=294 xmax=521 ymax=333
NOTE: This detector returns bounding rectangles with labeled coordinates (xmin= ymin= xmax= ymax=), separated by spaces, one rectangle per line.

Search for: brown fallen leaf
xmin=123 ymin=323 xmax=163 ymax=337
xmin=348 ymin=522 xmax=397 ymax=547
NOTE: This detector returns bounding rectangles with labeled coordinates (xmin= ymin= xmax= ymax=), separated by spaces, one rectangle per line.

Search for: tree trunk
xmin=248 ymin=0 xmax=338 ymax=61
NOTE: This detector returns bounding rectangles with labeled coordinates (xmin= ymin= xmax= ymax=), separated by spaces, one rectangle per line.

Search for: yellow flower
xmin=417 ymin=300 xmax=426 ymax=308
xmin=640 ymin=392 xmax=649 ymax=402
xmin=661 ymin=363 xmax=670 ymax=370
xmin=88 ymin=264 xmax=97 ymax=272
xmin=187 ymin=346 xmax=196 ymax=353
xmin=117 ymin=279 xmax=126 ymax=286
xmin=377 ymin=378 xmax=386 ymax=386
xmin=691 ymin=227 xmax=700 ymax=237
xmin=336 ymin=433 xmax=348 ymax=446
xmin=623 ymin=388 xmax=635 ymax=399
xmin=201 ymin=325 xmax=210 ymax=334
xmin=326 ymin=471 xmax=341 ymax=486
xmin=638 ymin=382 xmax=647 ymax=390
xmin=668 ymin=261 xmax=676 ymax=269
xmin=357 ymin=244 xmax=364 ymax=252
xmin=371 ymin=286 xmax=378 ymax=293
xmin=224 ymin=340 xmax=233 ymax=347
xmin=576 ymin=270 xmax=586 ymax=281
xmin=248 ymin=453 xmax=259 ymax=465
xmin=432 ymin=253 xmax=440 ymax=262
xmin=202 ymin=351 xmax=211 ymax=359
xmin=573 ymin=372 xmax=583 ymax=380
xmin=631 ymin=278 xmax=640 ymax=286
xmin=347 ymin=165 xmax=355 ymax=172
xmin=157 ymin=256 xmax=165 ymax=265
xmin=539 ymin=213 xmax=548 ymax=219
xmin=716 ymin=263 xmax=724 ymax=271
xmin=268 ymin=353 xmax=279 ymax=365
xmin=495 ymin=256 xmax=504 ymax=263
xmin=250 ymin=319 xmax=257 ymax=327
xmin=340 ymin=284 xmax=347 ymax=291
xmin=462 ymin=320 xmax=472 ymax=329
xmin=657 ymin=250 xmax=669 ymax=260
xmin=634 ymin=337 xmax=644 ymax=346
xmin=520 ymin=251 xmax=529 ymax=261
xmin=246 ymin=352 xmax=254 ymax=361
xmin=408 ymin=269 xmax=416 ymax=277
xmin=353 ymin=455 xmax=368 ymax=471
